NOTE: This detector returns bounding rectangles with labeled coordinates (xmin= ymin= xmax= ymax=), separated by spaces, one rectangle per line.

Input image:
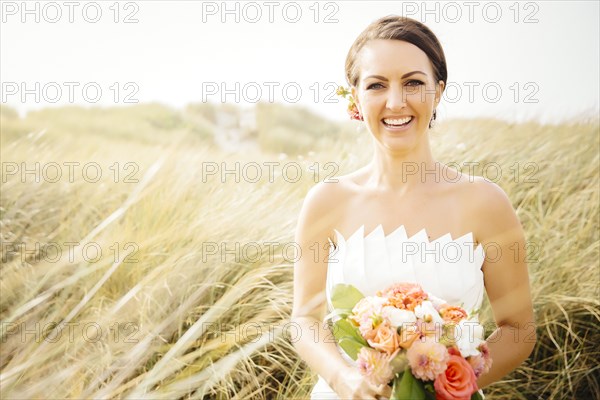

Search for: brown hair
xmin=345 ymin=15 xmax=448 ymax=90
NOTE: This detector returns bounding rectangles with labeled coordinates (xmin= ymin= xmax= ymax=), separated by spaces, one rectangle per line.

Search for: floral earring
xmin=336 ymin=86 xmax=364 ymax=121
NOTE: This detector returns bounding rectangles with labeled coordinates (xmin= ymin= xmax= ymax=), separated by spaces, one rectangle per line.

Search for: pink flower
xmin=467 ymin=341 xmax=493 ymax=378
xmin=347 ymin=102 xmax=363 ymax=121
xmin=336 ymin=85 xmax=363 ymax=121
xmin=366 ymin=320 xmax=401 ymax=355
xmin=349 ymin=296 xmax=387 ymax=337
xmin=378 ymin=283 xmax=428 ymax=312
xmin=406 ymin=337 xmax=449 ymax=381
xmin=479 ymin=341 xmax=493 ymax=372
xmin=434 ymin=348 xmax=479 ymax=400
xmin=439 ymin=305 xmax=468 ymax=323
xmin=467 ymin=355 xmax=485 ymax=378
xmin=356 ymin=347 xmax=395 ymax=386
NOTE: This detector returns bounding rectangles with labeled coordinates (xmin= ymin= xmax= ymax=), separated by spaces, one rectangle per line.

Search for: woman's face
xmin=352 ymin=39 xmax=444 ymax=152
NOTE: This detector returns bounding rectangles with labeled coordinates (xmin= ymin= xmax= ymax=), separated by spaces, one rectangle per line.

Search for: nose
xmin=385 ymin=85 xmax=407 ymax=111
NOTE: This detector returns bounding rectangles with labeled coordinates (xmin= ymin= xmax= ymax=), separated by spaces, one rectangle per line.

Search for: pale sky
xmin=1 ymin=0 xmax=599 ymax=124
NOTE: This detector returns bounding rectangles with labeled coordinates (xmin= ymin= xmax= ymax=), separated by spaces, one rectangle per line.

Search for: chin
xmin=377 ymin=135 xmax=418 ymax=151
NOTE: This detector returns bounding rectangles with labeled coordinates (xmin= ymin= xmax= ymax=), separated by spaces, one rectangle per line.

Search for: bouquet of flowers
xmin=326 ymin=282 xmax=492 ymax=400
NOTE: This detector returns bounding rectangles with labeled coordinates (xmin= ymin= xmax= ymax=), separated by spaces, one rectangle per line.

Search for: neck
xmin=364 ymin=133 xmax=439 ymax=195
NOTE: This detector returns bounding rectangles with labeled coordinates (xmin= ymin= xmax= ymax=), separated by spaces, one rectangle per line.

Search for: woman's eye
xmin=406 ymin=80 xmax=424 ymax=87
xmin=366 ymin=83 xmax=384 ymax=90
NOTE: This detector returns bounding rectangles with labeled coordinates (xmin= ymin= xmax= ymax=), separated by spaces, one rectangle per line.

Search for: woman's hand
xmin=332 ymin=365 xmax=393 ymax=400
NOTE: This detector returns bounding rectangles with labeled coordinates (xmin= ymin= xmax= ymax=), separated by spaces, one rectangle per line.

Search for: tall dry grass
xmin=0 ymin=104 xmax=598 ymax=399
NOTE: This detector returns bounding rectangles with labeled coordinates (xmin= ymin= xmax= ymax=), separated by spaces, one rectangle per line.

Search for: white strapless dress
xmin=310 ymin=224 xmax=487 ymax=400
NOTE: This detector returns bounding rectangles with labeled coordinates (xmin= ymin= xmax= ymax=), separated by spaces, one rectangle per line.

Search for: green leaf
xmin=391 ymin=369 xmax=427 ymax=400
xmin=471 ymin=390 xmax=484 ymax=400
xmin=332 ymin=319 xmax=368 ymax=344
xmin=422 ymin=382 xmax=436 ymax=400
xmin=337 ymin=338 xmax=365 ymax=360
xmin=389 ymin=352 xmax=409 ymax=374
xmin=330 ymin=284 xmax=364 ymax=311
xmin=331 ymin=319 xmax=368 ymax=360
xmin=332 ymin=318 xmax=366 ymax=342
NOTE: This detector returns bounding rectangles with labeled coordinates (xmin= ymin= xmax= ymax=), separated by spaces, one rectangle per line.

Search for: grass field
xmin=0 ymin=103 xmax=598 ymax=399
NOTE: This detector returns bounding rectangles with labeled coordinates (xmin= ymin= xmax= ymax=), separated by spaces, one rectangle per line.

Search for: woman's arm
xmin=290 ymin=181 xmax=351 ymax=389
xmin=472 ymin=178 xmax=537 ymax=389
xmin=290 ymin=182 xmax=392 ymax=399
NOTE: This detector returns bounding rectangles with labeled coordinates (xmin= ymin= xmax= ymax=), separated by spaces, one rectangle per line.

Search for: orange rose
xmin=434 ymin=348 xmax=479 ymax=400
xmin=367 ymin=321 xmax=400 ymax=355
xmin=440 ymin=305 xmax=468 ymax=323
xmin=379 ymin=283 xmax=428 ymax=311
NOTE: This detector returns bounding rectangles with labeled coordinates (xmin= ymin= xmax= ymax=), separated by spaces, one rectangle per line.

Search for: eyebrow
xmin=363 ymin=71 xmax=427 ymax=81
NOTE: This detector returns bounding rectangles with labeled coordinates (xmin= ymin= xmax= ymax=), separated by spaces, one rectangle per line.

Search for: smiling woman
xmin=290 ymin=15 xmax=536 ymax=400
xmin=351 ymin=39 xmax=445 ymax=152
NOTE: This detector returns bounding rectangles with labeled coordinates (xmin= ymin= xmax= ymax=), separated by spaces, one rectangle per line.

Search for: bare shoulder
xmin=460 ymin=175 xmax=525 ymax=245
xmin=439 ymin=165 xmax=515 ymax=218
xmin=295 ymin=179 xmax=350 ymax=243
xmin=299 ymin=179 xmax=348 ymax=219
xmin=467 ymin=177 xmax=517 ymax=215
xmin=461 ymin=175 xmax=513 ymax=207
xmin=302 ymin=179 xmax=345 ymax=208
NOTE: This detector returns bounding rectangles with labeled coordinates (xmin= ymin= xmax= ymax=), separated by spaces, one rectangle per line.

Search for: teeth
xmin=383 ymin=117 xmax=412 ymax=126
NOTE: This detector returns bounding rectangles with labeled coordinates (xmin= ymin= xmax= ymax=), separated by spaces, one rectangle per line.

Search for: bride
xmin=291 ymin=15 xmax=537 ymax=400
